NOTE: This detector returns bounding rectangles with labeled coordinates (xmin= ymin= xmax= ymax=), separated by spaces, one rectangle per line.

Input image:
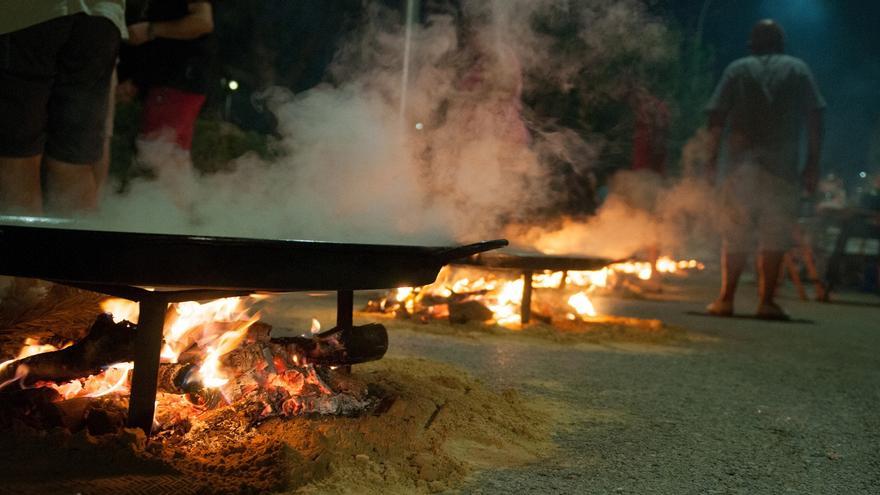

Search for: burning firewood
xmin=0 ymin=314 xmax=388 ymax=391
xmin=156 ymin=362 xmax=201 ymax=395
xmin=0 ymin=314 xmax=134 ymax=387
xmin=270 ymin=323 xmax=388 ymax=365
xmin=366 ymin=259 xmax=706 ymax=328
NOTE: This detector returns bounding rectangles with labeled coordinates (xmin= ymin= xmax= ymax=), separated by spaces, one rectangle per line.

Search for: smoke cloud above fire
xmin=505 ymin=171 xmax=720 ymax=260
xmin=506 ymin=127 xmax=722 ymax=259
xmin=83 ymin=0 xmax=709 ymax=259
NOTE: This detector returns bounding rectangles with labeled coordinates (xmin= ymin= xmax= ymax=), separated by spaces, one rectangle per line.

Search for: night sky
xmin=666 ymin=0 xmax=880 ymax=181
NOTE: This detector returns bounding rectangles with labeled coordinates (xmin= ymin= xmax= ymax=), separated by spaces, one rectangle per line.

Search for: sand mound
xmin=0 ymin=358 xmax=557 ymax=494
xmin=270 ymin=357 xmax=556 ymax=494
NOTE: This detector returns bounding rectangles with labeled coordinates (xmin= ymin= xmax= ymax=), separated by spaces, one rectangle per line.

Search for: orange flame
xmin=567 ymin=291 xmax=598 ymax=318
xmin=382 ymin=254 xmax=703 ymax=327
xmin=197 ymin=315 xmax=260 ymax=389
xmin=101 ymin=298 xmax=140 ymax=323
xmin=85 ymin=362 xmax=135 ymax=398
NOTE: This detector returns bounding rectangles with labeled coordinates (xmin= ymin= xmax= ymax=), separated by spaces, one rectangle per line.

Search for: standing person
xmin=629 ymin=84 xmax=670 ymax=286
xmin=124 ymin=0 xmax=214 ymax=161
xmin=0 ymin=1 xmax=125 ymax=215
xmin=705 ymin=19 xmax=825 ymax=319
xmin=630 ymin=86 xmax=670 ymax=177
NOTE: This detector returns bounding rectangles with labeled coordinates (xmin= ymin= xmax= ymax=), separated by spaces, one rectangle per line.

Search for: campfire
xmin=366 ymin=256 xmax=705 ymax=327
xmin=0 ymin=295 xmax=387 ymax=436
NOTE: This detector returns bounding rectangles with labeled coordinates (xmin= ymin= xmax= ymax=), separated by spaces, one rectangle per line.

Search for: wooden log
xmin=0 ymin=313 xmax=135 ymax=386
xmin=448 ymin=300 xmax=494 ymax=324
xmin=156 ymin=362 xmax=200 ymax=394
xmin=269 ymin=323 xmax=388 ymax=366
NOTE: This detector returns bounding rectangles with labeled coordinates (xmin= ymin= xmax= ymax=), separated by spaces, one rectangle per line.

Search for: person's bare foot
xmin=706 ymin=299 xmax=734 ymax=316
xmin=756 ymin=302 xmax=790 ymax=320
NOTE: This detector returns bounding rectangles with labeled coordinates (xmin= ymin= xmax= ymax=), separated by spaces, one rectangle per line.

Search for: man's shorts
xmin=0 ymin=14 xmax=120 ymax=164
xmin=719 ymin=164 xmax=799 ymax=253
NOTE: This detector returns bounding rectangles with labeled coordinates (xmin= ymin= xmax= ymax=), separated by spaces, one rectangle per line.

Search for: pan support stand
xmin=127 ymin=296 xmax=167 ymax=434
xmin=520 ymin=270 xmax=534 ymax=325
xmin=336 ymin=290 xmax=354 ymax=374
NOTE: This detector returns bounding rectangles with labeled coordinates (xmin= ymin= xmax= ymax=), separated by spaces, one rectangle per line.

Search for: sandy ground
xmin=1 ymin=274 xmax=878 ymax=494
xmin=270 ymin=273 xmax=880 ymax=494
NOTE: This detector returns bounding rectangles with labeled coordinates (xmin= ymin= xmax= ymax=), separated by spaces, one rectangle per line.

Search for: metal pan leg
xmin=127 ymin=296 xmax=168 ymax=435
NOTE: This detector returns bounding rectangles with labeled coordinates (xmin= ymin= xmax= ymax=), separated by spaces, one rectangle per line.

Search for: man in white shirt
xmin=704 ymin=19 xmax=825 ymax=319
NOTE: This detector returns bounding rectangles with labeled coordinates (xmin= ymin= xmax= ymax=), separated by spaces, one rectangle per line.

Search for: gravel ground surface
xmin=274 ymin=275 xmax=880 ymax=494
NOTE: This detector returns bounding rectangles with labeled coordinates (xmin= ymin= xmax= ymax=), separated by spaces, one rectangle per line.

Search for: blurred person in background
xmin=630 ymin=85 xmax=670 ymax=178
xmin=704 ymin=19 xmax=825 ymax=320
xmin=816 ymin=172 xmax=846 ymax=212
xmin=0 ymin=1 xmax=125 ymax=215
xmin=629 ymin=83 xmax=670 ymax=288
xmin=121 ymin=0 xmax=214 ymax=175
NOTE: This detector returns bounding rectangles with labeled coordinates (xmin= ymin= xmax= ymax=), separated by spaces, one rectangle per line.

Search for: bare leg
xmin=800 ymin=244 xmax=827 ymax=301
xmin=719 ymin=244 xmax=747 ymax=303
xmin=0 ymin=157 xmax=45 ymax=308
xmin=784 ymin=251 xmax=807 ymax=301
xmin=93 ymin=68 xmax=118 ymax=199
xmin=758 ymin=250 xmax=785 ymax=306
xmin=93 ymin=136 xmax=112 ymax=198
xmin=708 ymin=243 xmax=747 ymax=316
xmin=44 ymin=157 xmax=98 ymax=214
xmin=0 ymin=156 xmax=43 ymax=215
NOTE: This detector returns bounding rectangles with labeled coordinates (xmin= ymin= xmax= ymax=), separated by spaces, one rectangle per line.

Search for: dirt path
xmin=369 ymin=275 xmax=880 ymax=494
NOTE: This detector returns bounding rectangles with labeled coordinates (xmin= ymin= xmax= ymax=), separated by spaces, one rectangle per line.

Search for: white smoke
xmin=84 ymin=0 xmax=692 ymax=256
xmin=506 ymin=130 xmax=722 ymax=260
